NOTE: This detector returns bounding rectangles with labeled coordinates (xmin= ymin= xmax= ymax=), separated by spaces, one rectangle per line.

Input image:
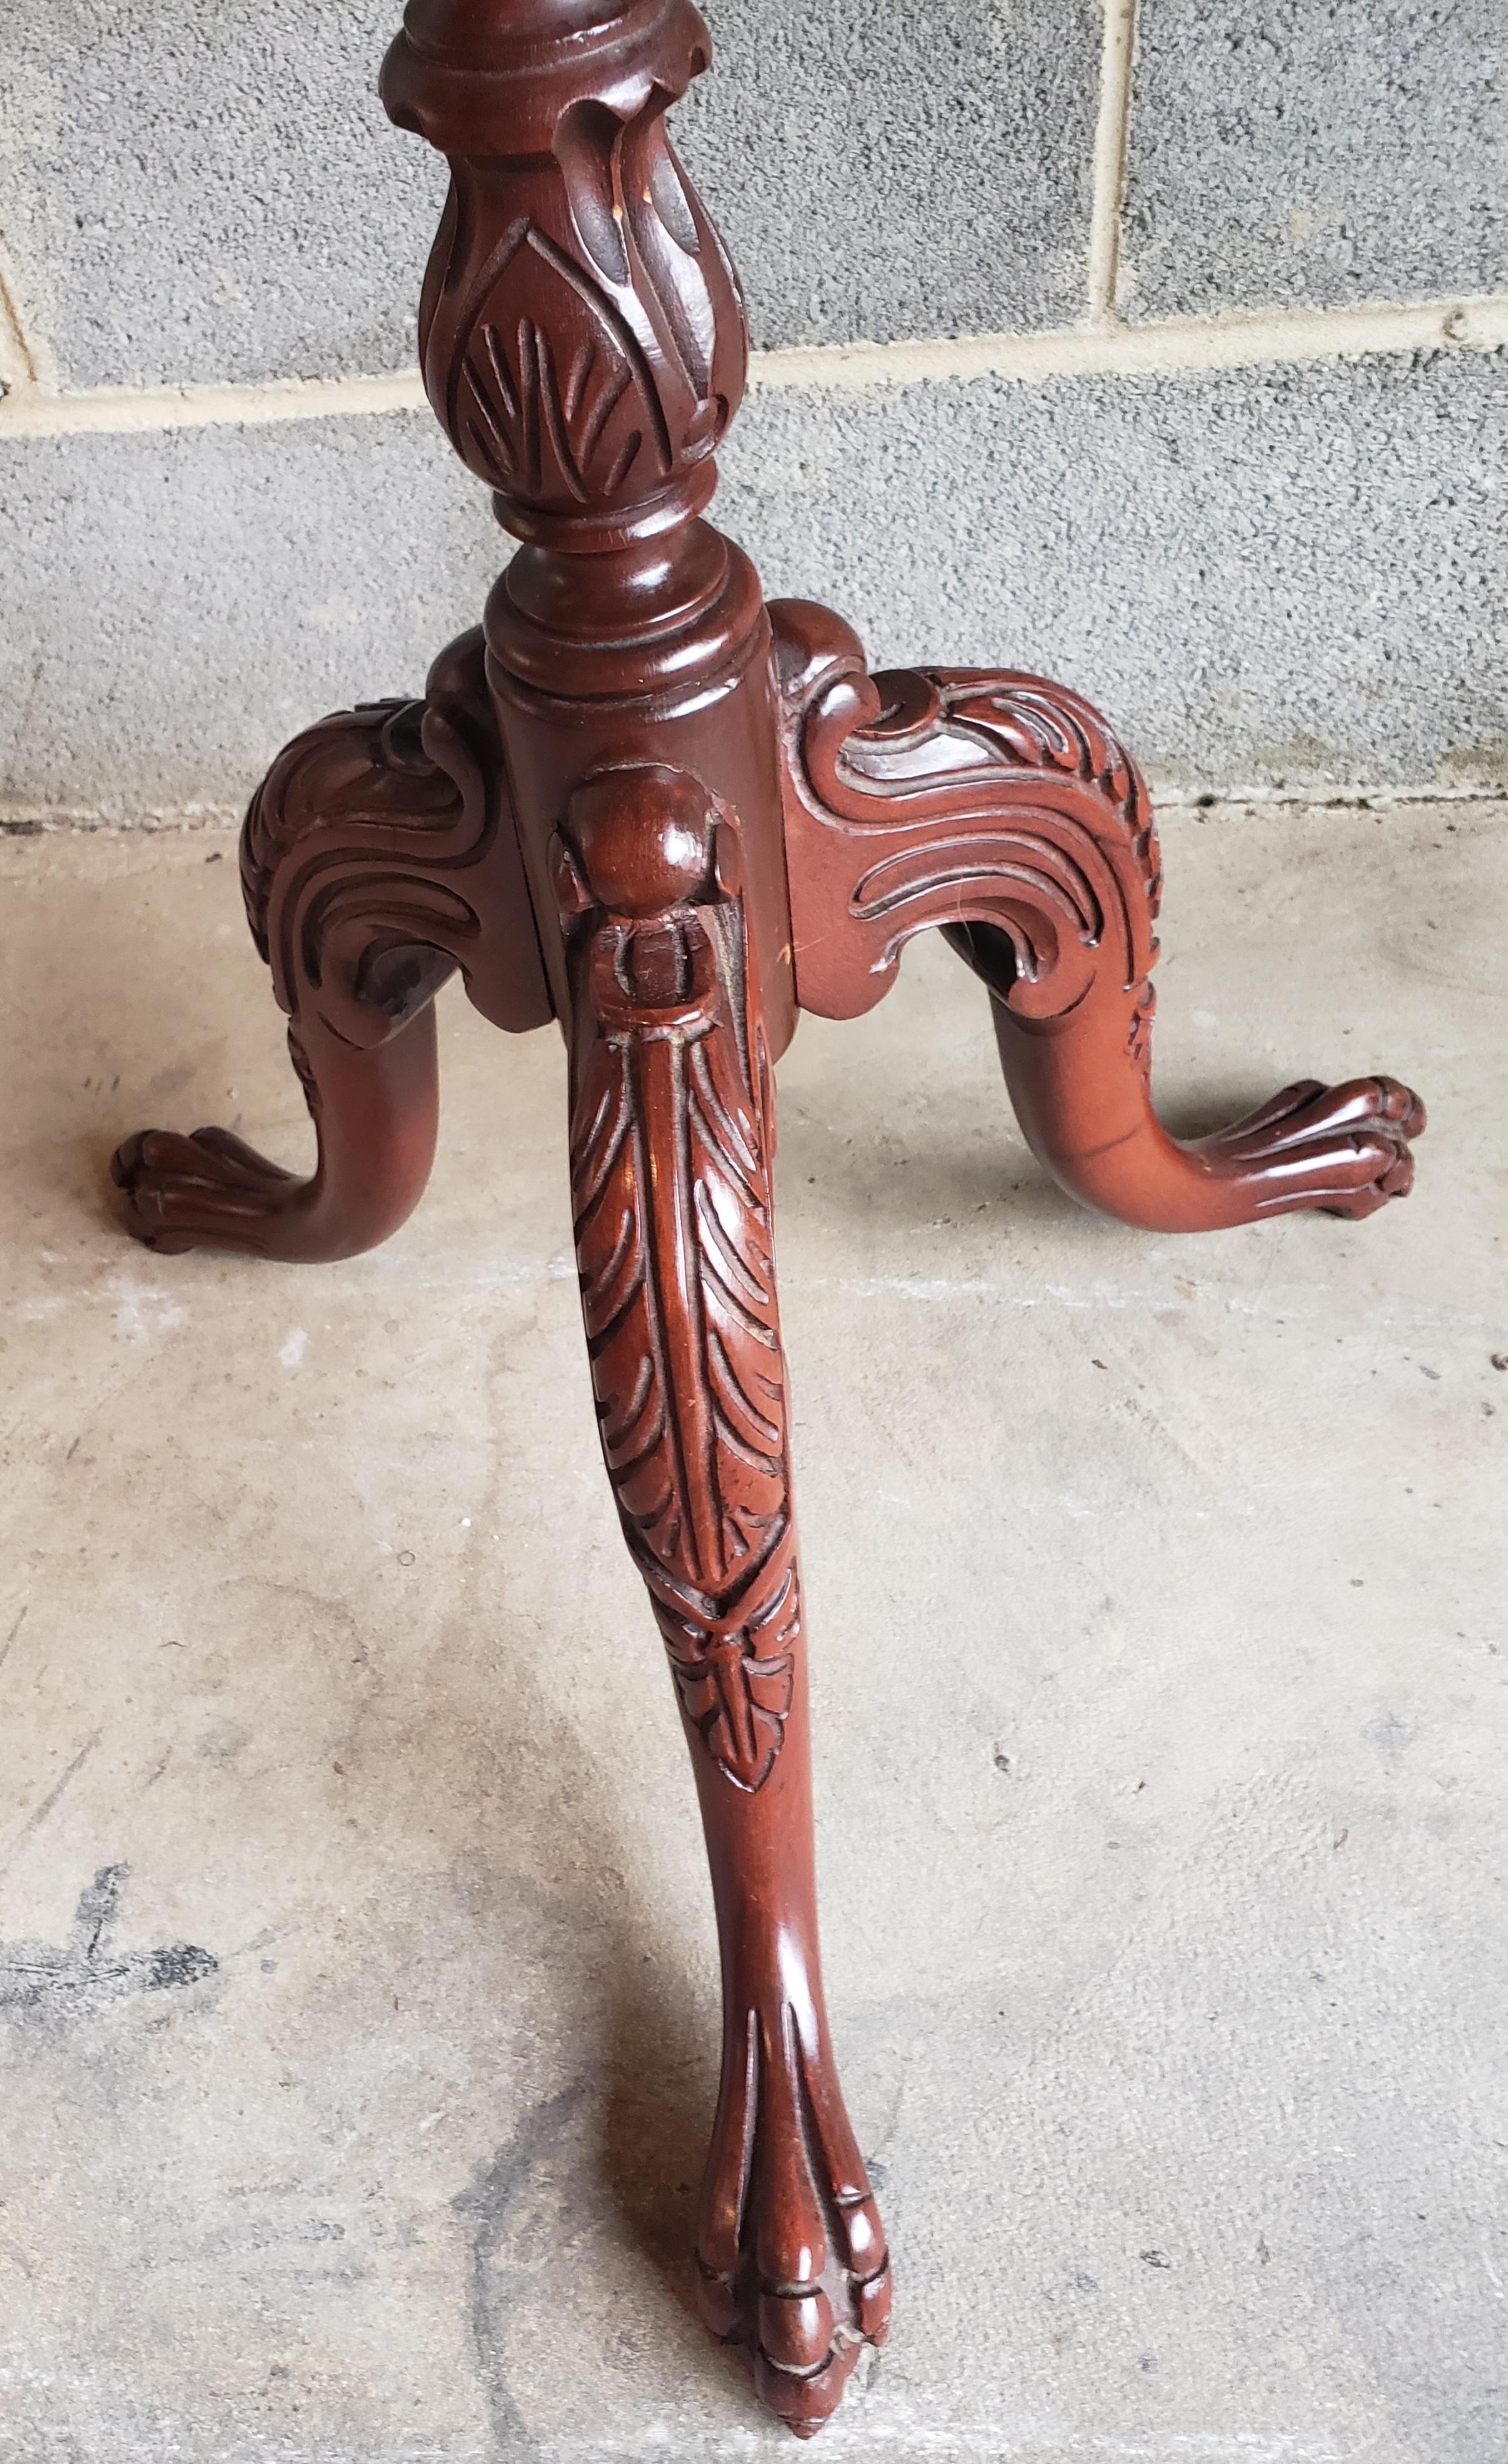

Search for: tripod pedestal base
xmin=110 ymin=0 xmax=1423 ymax=2434
xmin=111 ymin=600 xmax=1420 ymax=2437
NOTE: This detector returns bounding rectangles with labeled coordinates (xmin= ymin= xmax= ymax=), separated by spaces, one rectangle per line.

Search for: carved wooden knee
xmin=113 ymin=628 xmax=550 ymax=1261
xmin=771 ymin=597 xmax=1422 ymax=1232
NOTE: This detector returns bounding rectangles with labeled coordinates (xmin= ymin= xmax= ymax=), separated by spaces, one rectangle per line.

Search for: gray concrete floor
xmin=2 ymin=804 xmax=1504 ymax=2464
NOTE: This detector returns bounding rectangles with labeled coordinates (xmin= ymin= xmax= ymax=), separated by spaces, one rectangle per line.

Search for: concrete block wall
xmin=1 ymin=0 xmax=1505 ymax=820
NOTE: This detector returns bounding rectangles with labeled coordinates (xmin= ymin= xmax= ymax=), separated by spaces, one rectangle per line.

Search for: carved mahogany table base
xmin=111 ymin=0 xmax=1423 ymax=2436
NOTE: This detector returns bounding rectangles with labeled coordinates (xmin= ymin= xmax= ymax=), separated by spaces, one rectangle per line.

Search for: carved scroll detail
xmin=771 ymin=600 xmax=1163 ymax=1049
xmin=557 ymin=766 xmax=794 ymax=1791
xmin=241 ymin=694 xmax=462 ymax=966
xmin=242 ymin=627 xmax=549 ymax=1048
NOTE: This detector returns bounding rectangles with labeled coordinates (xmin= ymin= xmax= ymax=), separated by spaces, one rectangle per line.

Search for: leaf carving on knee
xmin=557 ymin=764 xmax=796 ymax=1790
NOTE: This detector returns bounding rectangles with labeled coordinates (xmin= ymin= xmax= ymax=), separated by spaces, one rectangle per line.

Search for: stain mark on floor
xmin=0 ymin=1862 xmax=217 ymax=2017
xmin=453 ymin=2081 xmax=589 ymax=2461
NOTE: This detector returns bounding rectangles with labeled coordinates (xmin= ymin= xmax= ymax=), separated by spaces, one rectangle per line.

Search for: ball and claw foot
xmin=688 ymin=1994 xmax=893 ymax=2441
xmin=697 ymin=2203 xmax=892 ymax=2440
xmin=1202 ymin=1074 xmax=1425 ymax=1219
xmin=110 ymin=1001 xmax=442 ymax=1266
xmin=110 ymin=1126 xmax=301 ymax=1258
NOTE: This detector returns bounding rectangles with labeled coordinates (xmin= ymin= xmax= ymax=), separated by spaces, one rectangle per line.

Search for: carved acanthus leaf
xmin=563 ymin=774 xmax=794 ymax=1791
xmin=421 ymin=100 xmax=742 ymax=518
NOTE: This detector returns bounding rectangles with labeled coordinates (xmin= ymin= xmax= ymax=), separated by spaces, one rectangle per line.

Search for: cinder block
xmin=0 ymin=1 xmax=447 ymax=388
xmin=0 ymin=0 xmax=1099 ymax=394
xmin=0 ymin=414 xmax=494 ymax=815
xmin=1121 ymin=0 xmax=1508 ymax=320
xmin=677 ymin=0 xmax=1100 ymax=345
xmin=2 ymin=350 xmax=1504 ymax=819
xmin=715 ymin=350 xmax=1508 ymax=792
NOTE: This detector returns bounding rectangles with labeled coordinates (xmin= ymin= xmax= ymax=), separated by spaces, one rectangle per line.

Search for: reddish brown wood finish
xmin=555 ymin=764 xmax=889 ymax=2426
xmin=110 ymin=0 xmax=1423 ymax=2436
xmin=771 ymin=600 xmax=1422 ymax=1232
xmin=113 ymin=626 xmax=552 ymax=1257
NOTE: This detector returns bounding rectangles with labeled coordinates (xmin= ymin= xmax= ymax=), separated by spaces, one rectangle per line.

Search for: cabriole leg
xmin=772 ymin=598 xmax=1424 ymax=1235
xmin=553 ymin=766 xmax=890 ymax=2438
xmin=962 ymin=962 xmax=1423 ymax=1233
xmin=112 ymin=628 xmax=551 ymax=1262
xmin=113 ymin=1010 xmax=442 ymax=1266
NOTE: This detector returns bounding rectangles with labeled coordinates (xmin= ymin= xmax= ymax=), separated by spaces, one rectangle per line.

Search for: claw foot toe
xmin=696 ymin=2005 xmax=890 ymax=2436
xmin=1204 ymin=1073 xmax=1425 ymax=1220
xmin=110 ymin=1126 xmax=299 ymax=1255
